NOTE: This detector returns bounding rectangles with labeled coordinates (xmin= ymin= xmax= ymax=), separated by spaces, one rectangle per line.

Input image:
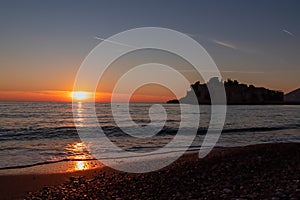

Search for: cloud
xmin=282 ymin=29 xmax=295 ymax=37
xmin=183 ymin=33 xmax=204 ymax=39
xmin=221 ymin=70 xmax=264 ymax=74
xmin=212 ymin=39 xmax=237 ymax=50
xmin=94 ymin=36 xmax=137 ymax=48
xmin=157 ymin=67 xmax=264 ymax=74
xmin=184 ymin=32 xmax=238 ymax=50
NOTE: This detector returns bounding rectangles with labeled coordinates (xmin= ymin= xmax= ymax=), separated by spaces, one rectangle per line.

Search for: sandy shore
xmin=1 ymin=143 xmax=300 ymax=199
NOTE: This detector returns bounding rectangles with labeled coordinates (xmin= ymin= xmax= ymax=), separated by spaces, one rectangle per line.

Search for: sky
xmin=0 ymin=0 xmax=299 ymax=102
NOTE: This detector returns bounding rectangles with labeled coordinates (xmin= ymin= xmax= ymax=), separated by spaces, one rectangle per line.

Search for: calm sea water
xmin=0 ymin=102 xmax=300 ymax=170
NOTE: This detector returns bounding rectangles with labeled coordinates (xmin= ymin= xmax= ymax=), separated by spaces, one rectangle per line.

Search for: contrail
xmin=94 ymin=36 xmax=137 ymax=48
xmin=157 ymin=68 xmax=264 ymax=74
xmin=282 ymin=29 xmax=295 ymax=37
xmin=221 ymin=70 xmax=264 ymax=74
xmin=212 ymin=39 xmax=237 ymax=50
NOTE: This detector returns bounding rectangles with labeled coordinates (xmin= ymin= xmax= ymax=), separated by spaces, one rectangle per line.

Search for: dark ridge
xmin=166 ymin=99 xmax=179 ymax=104
xmin=167 ymin=78 xmax=290 ymax=105
xmin=285 ymin=88 xmax=300 ymax=102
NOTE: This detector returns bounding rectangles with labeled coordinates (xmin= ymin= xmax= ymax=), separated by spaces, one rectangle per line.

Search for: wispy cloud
xmin=183 ymin=33 xmax=203 ymax=39
xmin=159 ymin=68 xmax=264 ymax=74
xmin=184 ymin=32 xmax=239 ymax=50
xmin=212 ymin=39 xmax=237 ymax=50
xmin=282 ymin=29 xmax=295 ymax=37
xmin=94 ymin=36 xmax=137 ymax=48
xmin=221 ymin=70 xmax=264 ymax=74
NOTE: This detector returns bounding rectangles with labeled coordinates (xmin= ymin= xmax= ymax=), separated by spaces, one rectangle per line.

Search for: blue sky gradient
xmin=0 ymin=0 xmax=299 ymax=95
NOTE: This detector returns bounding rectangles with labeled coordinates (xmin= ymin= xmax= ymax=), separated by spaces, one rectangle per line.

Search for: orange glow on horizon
xmin=0 ymin=90 xmax=176 ymax=102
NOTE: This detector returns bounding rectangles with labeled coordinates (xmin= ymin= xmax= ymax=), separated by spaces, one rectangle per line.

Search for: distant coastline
xmin=167 ymin=78 xmax=300 ymax=105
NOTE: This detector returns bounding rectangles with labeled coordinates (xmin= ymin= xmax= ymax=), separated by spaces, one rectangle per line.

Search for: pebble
xmin=23 ymin=143 xmax=300 ymax=200
xmin=223 ymin=188 xmax=232 ymax=194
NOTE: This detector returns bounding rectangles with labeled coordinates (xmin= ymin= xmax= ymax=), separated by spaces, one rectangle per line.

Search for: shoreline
xmin=1 ymin=142 xmax=300 ymax=199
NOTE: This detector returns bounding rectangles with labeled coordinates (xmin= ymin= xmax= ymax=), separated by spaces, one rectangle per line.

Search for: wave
xmin=221 ymin=125 xmax=300 ymax=134
xmin=0 ymin=158 xmax=98 ymax=170
xmin=0 ymin=126 xmax=79 ymax=141
xmin=156 ymin=124 xmax=300 ymax=136
xmin=0 ymin=124 xmax=299 ymax=141
xmin=0 ymin=141 xmax=268 ymax=171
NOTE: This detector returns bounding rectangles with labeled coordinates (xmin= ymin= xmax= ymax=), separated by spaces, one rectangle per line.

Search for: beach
xmin=1 ymin=1 xmax=300 ymax=199
xmin=0 ymin=142 xmax=299 ymax=199
xmin=1 ymin=103 xmax=299 ymax=200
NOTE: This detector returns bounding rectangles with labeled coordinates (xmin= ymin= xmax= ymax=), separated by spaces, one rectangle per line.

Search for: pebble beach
xmin=2 ymin=143 xmax=297 ymax=199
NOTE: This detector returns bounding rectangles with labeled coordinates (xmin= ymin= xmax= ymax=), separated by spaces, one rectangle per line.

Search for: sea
xmin=0 ymin=102 xmax=300 ymax=172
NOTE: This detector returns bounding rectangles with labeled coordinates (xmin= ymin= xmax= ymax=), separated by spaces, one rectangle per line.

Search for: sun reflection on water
xmin=66 ymin=103 xmax=102 ymax=172
xmin=74 ymin=102 xmax=84 ymax=127
xmin=75 ymin=160 xmax=89 ymax=170
xmin=65 ymin=142 xmax=98 ymax=172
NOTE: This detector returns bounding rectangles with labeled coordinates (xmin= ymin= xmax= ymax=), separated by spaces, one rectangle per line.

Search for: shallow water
xmin=0 ymin=102 xmax=299 ymax=171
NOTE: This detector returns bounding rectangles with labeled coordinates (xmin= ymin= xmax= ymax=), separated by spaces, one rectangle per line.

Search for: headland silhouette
xmin=167 ymin=78 xmax=299 ymax=105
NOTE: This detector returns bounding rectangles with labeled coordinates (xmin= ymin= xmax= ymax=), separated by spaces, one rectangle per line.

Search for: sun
xmin=71 ymin=91 xmax=92 ymax=101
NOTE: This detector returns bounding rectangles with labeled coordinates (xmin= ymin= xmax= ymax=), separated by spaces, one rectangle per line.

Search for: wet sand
xmin=1 ymin=143 xmax=300 ymax=199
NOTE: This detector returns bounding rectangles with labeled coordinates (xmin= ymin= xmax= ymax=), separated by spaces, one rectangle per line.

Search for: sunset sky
xmin=0 ymin=0 xmax=299 ymax=102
